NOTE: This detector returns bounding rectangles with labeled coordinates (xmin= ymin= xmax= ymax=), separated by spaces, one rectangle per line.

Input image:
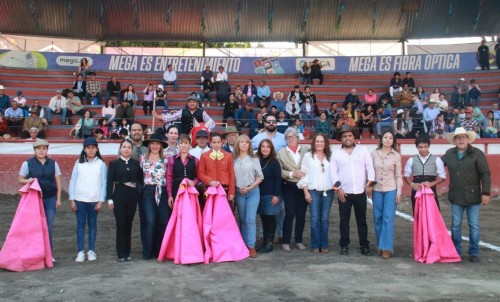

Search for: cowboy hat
xmin=273 ymin=91 xmax=283 ymax=99
xmin=446 ymin=127 xmax=476 ymax=144
xmin=142 ymin=133 xmax=168 ymax=148
xmin=336 ymin=124 xmax=358 ymax=141
xmin=222 ymin=126 xmax=239 ymax=138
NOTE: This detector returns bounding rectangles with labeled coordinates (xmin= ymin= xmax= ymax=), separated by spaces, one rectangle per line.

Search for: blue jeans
xmin=236 ymin=187 xmax=260 ymax=248
xmin=75 ymin=201 xmax=98 ymax=252
xmin=451 ymin=203 xmax=480 ymax=256
xmin=309 ymin=190 xmax=334 ymax=249
xmin=482 ymin=131 xmax=497 ymax=138
xmin=376 ymin=120 xmax=393 ymax=136
xmin=105 ymin=91 xmax=121 ymax=102
xmin=372 ymin=190 xmax=397 ymax=251
xmin=47 ymin=108 xmax=67 ymax=123
xmin=139 ymin=185 xmax=169 ymax=259
xmin=276 ymin=196 xmax=285 ymax=237
xmin=43 ymin=196 xmax=57 ymax=250
xmin=162 ymin=79 xmax=178 ymax=91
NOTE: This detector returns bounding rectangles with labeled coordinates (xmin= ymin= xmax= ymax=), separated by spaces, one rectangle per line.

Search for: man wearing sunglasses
xmin=251 ymin=115 xmax=286 ymax=152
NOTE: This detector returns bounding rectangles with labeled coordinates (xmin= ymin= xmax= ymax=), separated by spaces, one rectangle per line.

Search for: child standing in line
xmin=68 ymin=137 xmax=107 ymax=262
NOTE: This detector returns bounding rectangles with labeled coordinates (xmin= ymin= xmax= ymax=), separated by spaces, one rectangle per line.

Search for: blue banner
xmin=0 ymin=50 xmax=484 ymax=74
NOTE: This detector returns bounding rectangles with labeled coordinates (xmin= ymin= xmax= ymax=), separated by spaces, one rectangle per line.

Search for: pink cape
xmin=0 ymin=180 xmax=53 ymax=272
xmin=413 ymin=187 xmax=461 ymax=264
xmin=158 ymin=179 xmax=204 ymax=264
xmin=202 ymin=185 xmax=249 ymax=263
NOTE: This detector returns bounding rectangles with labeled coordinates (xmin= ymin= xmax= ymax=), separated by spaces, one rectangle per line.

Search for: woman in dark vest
xmin=18 ymin=139 xmax=62 ymax=260
xmin=403 ymin=136 xmax=446 ymax=214
xmin=166 ymin=134 xmax=200 ymax=207
xmin=107 ymin=139 xmax=143 ymax=262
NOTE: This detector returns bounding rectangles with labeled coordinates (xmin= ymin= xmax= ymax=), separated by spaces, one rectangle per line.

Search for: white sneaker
xmin=75 ymin=251 xmax=85 ymax=262
xmin=296 ymin=243 xmax=306 ymax=250
xmin=87 ymin=250 xmax=97 ymax=261
xmin=52 ymin=257 xmax=56 ymax=263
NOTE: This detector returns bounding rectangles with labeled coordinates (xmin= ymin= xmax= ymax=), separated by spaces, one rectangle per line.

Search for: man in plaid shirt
xmin=86 ymin=72 xmax=101 ymax=105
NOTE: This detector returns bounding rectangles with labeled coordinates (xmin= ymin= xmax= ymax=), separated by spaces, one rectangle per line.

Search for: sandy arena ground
xmin=0 ymin=192 xmax=499 ymax=302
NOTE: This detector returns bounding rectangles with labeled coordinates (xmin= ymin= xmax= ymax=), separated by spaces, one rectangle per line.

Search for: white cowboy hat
xmin=446 ymin=127 xmax=476 ymax=144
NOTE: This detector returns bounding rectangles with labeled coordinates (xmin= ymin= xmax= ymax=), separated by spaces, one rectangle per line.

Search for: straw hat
xmin=446 ymin=127 xmax=476 ymax=144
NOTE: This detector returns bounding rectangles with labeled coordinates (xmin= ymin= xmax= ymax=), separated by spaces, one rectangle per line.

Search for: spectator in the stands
xmin=461 ymin=108 xmax=480 ymax=137
xmin=377 ymin=92 xmax=394 ymax=109
xmin=201 ymin=65 xmax=214 ymax=92
xmin=300 ymin=62 xmax=311 ymax=84
xmin=269 ymin=105 xmax=278 ymax=117
xmin=451 ymin=78 xmax=469 ymax=108
xmin=301 ymin=96 xmax=315 ymax=128
xmin=375 ymin=105 xmax=393 ymax=137
xmin=336 ymin=110 xmax=357 ymax=133
xmin=155 ymin=84 xmax=167 ymax=109
xmin=106 ymin=76 xmax=121 ymax=102
xmin=86 ymin=72 xmax=101 ymax=105
xmin=119 ymin=128 xmax=129 ymax=140
xmin=402 ymin=72 xmax=416 ymax=91
xmin=47 ymin=90 xmax=67 ymax=125
xmin=359 ymin=104 xmax=375 ymax=139
xmin=215 ymin=66 xmax=228 ymax=90
xmin=13 ymin=90 xmax=28 ymax=115
xmin=393 ymin=109 xmax=409 ymax=139
xmin=76 ymin=110 xmax=95 ymax=139
xmin=423 ymin=100 xmax=441 ymax=134
xmin=116 ymin=99 xmax=135 ymax=125
xmin=5 ymin=100 xmax=24 ymax=136
xmin=288 ymin=85 xmax=305 ymax=105
xmin=222 ymin=93 xmax=240 ymax=125
xmin=235 ymin=101 xmax=255 ymax=133
xmin=94 ymin=128 xmax=105 ymax=141
xmin=234 ymin=85 xmax=243 ymax=103
xmin=492 ymin=103 xmax=500 ymax=121
xmin=142 ymin=84 xmax=155 ymax=116
xmin=364 ymin=89 xmax=377 ymax=106
xmin=429 ymin=87 xmax=441 ymax=103
xmin=108 ymin=120 xmax=119 ymax=140
xmin=66 ymin=90 xmax=85 ymax=125
xmin=477 ymin=40 xmax=490 ymax=70
xmin=303 ymin=85 xmax=319 ymax=115
xmin=431 ymin=112 xmax=448 ymax=139
xmin=389 ymin=72 xmax=402 ymax=97
xmin=26 ymin=127 xmax=39 ymax=140
xmin=415 ymin=86 xmax=426 ymax=103
xmin=0 ymin=85 xmax=10 ymax=113
xmin=188 ymin=130 xmax=210 ymax=160
xmin=343 ymin=88 xmax=361 ymax=111
xmin=162 ymin=64 xmax=177 ymax=91
xmin=260 ymin=105 xmax=268 ymax=119
xmin=270 ymin=91 xmax=286 ymax=113
xmin=468 ymin=79 xmax=481 ymax=107
xmin=28 ymin=99 xmax=45 ymax=118
xmin=315 ymin=111 xmax=330 ymax=136
xmin=437 ymin=93 xmax=449 ymax=116
xmin=409 ymin=95 xmax=425 ymax=138
xmin=78 ymin=58 xmax=91 ymax=78
xmin=310 ymin=59 xmax=323 ymax=85
xmin=276 ymin=111 xmax=289 ymax=134
xmin=256 ymin=81 xmax=271 ymax=108
xmin=344 ymin=102 xmax=358 ymax=122
xmin=243 ymin=79 xmax=257 ymax=105
xmin=255 ymin=112 xmax=265 ymax=134
xmin=119 ymin=118 xmax=130 ymax=134
xmin=21 ymin=107 xmax=45 ymax=138
xmin=72 ymin=74 xmax=87 ymax=102
xmin=286 ymin=95 xmax=300 ymax=120
xmin=102 ymin=98 xmax=116 ymax=122
xmin=482 ymin=111 xmax=498 ymax=138
xmin=97 ymin=118 xmax=109 ymax=138
xmin=123 ymin=84 xmax=138 ymax=108
xmin=395 ymin=83 xmax=413 ymax=108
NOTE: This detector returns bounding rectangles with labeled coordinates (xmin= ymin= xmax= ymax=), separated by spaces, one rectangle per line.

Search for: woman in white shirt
xmin=102 ymin=98 xmax=116 ymax=122
xmin=300 ymin=133 xmax=334 ymax=253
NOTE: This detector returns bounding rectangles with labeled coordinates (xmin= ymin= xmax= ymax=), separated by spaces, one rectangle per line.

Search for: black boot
xmin=257 ymin=233 xmax=268 ymax=252
xmin=259 ymin=233 xmax=274 ymax=253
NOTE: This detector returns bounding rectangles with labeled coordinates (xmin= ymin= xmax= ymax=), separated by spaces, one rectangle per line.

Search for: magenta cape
xmin=202 ymin=185 xmax=249 ymax=263
xmin=413 ymin=187 xmax=461 ymax=264
xmin=158 ymin=179 xmax=204 ymax=264
xmin=0 ymin=180 xmax=53 ymax=272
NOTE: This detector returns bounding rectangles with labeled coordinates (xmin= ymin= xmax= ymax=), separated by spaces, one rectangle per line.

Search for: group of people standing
xmin=13 ymin=111 xmax=491 ymax=265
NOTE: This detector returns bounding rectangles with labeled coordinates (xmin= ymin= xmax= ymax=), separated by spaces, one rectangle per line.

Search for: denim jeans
xmin=47 ymin=108 xmax=67 ymax=123
xmin=162 ymin=79 xmax=178 ymax=91
xmin=309 ymin=190 xmax=334 ymax=249
xmin=75 ymin=201 xmax=98 ymax=252
xmin=105 ymin=91 xmax=121 ymax=102
xmin=470 ymin=96 xmax=481 ymax=107
xmin=43 ymin=196 xmax=57 ymax=250
xmin=372 ymin=190 xmax=397 ymax=251
xmin=139 ymin=185 xmax=169 ymax=259
xmin=451 ymin=203 xmax=481 ymax=256
xmin=236 ymin=187 xmax=260 ymax=248
xmin=376 ymin=120 xmax=393 ymax=136
xmin=482 ymin=131 xmax=497 ymax=138
xmin=276 ymin=196 xmax=285 ymax=237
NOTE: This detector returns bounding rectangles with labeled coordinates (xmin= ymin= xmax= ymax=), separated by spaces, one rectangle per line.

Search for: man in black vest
xmin=154 ymin=95 xmax=215 ymax=135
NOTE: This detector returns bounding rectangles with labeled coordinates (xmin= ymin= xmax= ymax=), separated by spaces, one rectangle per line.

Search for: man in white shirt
xmin=47 ymin=90 xmax=68 ymax=125
xmin=330 ymin=125 xmax=375 ymax=256
xmin=162 ymin=64 xmax=178 ymax=91
xmin=189 ymin=130 xmax=211 ymax=159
